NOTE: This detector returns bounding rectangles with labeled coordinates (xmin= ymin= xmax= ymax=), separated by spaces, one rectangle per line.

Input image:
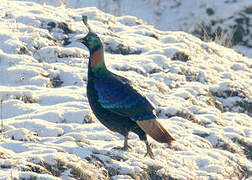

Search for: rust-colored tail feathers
xmin=136 ymin=119 xmax=175 ymax=145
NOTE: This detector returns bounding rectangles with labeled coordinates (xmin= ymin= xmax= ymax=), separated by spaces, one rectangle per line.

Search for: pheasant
xmin=77 ymin=16 xmax=175 ymax=159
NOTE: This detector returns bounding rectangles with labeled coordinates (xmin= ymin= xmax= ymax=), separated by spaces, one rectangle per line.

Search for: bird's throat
xmin=90 ymin=47 xmax=104 ymax=68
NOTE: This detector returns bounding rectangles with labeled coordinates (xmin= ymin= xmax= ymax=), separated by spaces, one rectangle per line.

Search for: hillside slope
xmin=12 ymin=0 xmax=252 ymax=58
xmin=0 ymin=1 xmax=252 ymax=179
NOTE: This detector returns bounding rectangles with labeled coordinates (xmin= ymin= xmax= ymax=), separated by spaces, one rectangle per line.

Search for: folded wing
xmin=94 ymin=74 xmax=175 ymax=144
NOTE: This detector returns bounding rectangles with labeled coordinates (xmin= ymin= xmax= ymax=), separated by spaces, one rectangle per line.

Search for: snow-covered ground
xmin=11 ymin=0 xmax=252 ymax=58
xmin=0 ymin=0 xmax=252 ymax=179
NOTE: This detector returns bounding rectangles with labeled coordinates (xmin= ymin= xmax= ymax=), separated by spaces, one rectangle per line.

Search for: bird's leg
xmin=123 ymin=134 xmax=132 ymax=151
xmin=144 ymin=140 xmax=154 ymax=159
xmin=113 ymin=134 xmax=131 ymax=151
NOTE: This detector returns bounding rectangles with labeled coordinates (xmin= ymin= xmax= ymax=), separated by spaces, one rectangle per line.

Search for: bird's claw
xmin=145 ymin=142 xmax=155 ymax=159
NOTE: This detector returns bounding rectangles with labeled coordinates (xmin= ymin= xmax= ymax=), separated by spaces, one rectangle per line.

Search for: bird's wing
xmin=93 ymin=75 xmax=156 ymax=121
xmin=94 ymin=74 xmax=175 ymax=145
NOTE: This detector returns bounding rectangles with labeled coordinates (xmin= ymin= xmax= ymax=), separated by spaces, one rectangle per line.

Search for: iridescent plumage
xmin=78 ymin=18 xmax=175 ymax=158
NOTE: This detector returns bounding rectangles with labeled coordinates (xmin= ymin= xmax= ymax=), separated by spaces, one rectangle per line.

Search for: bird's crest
xmin=82 ymin=16 xmax=91 ymax=33
xmin=79 ymin=16 xmax=103 ymax=53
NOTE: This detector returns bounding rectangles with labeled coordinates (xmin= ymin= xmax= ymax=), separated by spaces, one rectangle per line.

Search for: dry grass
xmin=197 ymin=23 xmax=238 ymax=48
xmin=46 ymin=75 xmax=64 ymax=88
xmin=232 ymin=137 xmax=252 ymax=160
xmin=15 ymin=95 xmax=39 ymax=103
xmin=83 ymin=112 xmax=96 ymax=123
xmin=34 ymin=156 xmax=108 ymax=179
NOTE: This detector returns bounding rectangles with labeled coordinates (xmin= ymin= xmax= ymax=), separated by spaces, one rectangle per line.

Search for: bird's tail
xmin=136 ymin=119 xmax=175 ymax=145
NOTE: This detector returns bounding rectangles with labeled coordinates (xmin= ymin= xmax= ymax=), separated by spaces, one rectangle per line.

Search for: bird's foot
xmin=145 ymin=147 xmax=154 ymax=159
xmin=145 ymin=141 xmax=155 ymax=159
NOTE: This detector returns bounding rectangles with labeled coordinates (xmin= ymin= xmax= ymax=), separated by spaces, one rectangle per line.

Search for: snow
xmin=0 ymin=0 xmax=251 ymax=179
xmin=12 ymin=0 xmax=252 ymax=58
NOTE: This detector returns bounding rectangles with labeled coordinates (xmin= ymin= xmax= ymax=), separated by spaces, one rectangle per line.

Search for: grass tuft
xmin=47 ymin=75 xmax=64 ymax=88
xmin=195 ymin=23 xmax=242 ymax=48
xmin=172 ymin=51 xmax=190 ymax=62
xmin=15 ymin=95 xmax=39 ymax=103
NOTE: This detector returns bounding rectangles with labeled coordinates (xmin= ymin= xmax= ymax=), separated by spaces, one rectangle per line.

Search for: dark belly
xmin=86 ymin=79 xmax=146 ymax=140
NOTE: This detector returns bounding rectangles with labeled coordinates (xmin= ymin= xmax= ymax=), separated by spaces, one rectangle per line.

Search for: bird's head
xmin=77 ymin=32 xmax=102 ymax=52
